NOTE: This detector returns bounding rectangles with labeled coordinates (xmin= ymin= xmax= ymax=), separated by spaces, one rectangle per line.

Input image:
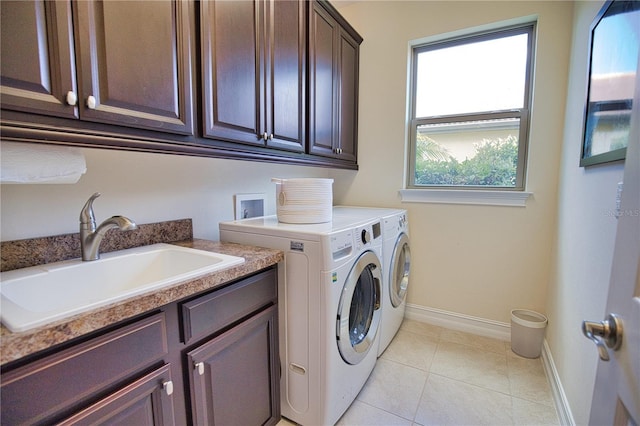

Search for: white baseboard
xmin=405 ymin=303 xmax=511 ymax=341
xmin=540 ymin=340 xmax=575 ymax=426
xmin=405 ymin=304 xmax=575 ymax=426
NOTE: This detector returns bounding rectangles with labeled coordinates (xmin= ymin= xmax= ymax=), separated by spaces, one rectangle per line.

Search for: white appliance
xmin=333 ymin=207 xmax=411 ymax=356
xmin=219 ymin=215 xmax=383 ymax=426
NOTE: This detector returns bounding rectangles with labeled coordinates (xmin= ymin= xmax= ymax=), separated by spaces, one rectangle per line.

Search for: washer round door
xmin=390 ymin=233 xmax=411 ymax=308
xmin=336 ymin=250 xmax=382 ymax=365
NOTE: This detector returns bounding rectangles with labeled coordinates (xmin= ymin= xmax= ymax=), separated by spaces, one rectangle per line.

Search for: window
xmin=407 ymin=24 xmax=535 ymax=191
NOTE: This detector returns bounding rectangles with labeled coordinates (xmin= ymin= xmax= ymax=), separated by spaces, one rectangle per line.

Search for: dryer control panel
xmin=384 ymin=213 xmax=408 ymax=236
xmin=354 ymin=221 xmax=382 ymax=251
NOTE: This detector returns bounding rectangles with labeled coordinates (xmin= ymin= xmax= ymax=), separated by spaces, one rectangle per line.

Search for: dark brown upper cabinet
xmin=0 ymin=1 xmax=78 ymax=119
xmin=201 ymin=0 xmax=306 ymax=152
xmin=0 ymin=0 xmax=361 ymax=169
xmin=308 ymin=0 xmax=361 ymax=163
xmin=73 ymin=0 xmax=193 ymax=134
xmin=0 ymin=0 xmax=194 ymax=135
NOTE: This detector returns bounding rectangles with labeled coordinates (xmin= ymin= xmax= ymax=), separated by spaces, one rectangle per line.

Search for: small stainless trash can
xmin=510 ymin=309 xmax=548 ymax=358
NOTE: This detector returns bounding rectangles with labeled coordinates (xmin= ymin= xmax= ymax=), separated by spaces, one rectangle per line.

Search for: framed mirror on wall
xmin=581 ymin=0 xmax=640 ymax=167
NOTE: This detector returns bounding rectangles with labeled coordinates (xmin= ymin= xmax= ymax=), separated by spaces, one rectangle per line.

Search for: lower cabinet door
xmin=187 ymin=305 xmax=279 ymax=426
xmin=58 ymin=364 xmax=176 ymax=426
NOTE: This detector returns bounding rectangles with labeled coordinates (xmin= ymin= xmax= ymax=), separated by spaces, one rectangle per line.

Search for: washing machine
xmin=333 ymin=207 xmax=411 ymax=356
xmin=219 ymin=215 xmax=383 ymax=426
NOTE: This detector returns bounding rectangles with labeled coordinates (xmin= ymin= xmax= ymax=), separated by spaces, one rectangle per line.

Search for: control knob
xmin=361 ymin=229 xmax=371 ymax=244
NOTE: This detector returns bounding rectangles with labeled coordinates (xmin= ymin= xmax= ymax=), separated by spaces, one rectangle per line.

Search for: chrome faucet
xmin=79 ymin=192 xmax=138 ymax=261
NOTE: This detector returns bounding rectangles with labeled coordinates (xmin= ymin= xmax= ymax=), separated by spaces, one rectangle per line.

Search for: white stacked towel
xmin=1 ymin=142 xmax=87 ymax=184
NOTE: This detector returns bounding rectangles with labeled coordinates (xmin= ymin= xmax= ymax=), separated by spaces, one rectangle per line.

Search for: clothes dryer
xmin=219 ymin=215 xmax=383 ymax=426
xmin=378 ymin=210 xmax=410 ymax=355
xmin=333 ymin=207 xmax=411 ymax=356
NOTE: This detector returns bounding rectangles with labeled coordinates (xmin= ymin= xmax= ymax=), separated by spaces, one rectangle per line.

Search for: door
xmin=308 ymin=1 xmax=360 ymax=162
xmin=390 ymin=233 xmax=411 ymax=308
xmin=584 ymin=54 xmax=640 ymax=425
xmin=201 ymin=0 xmax=305 ymax=151
xmin=265 ymin=0 xmax=306 ymax=152
xmin=187 ymin=306 xmax=279 ymax=426
xmin=0 ymin=0 xmax=78 ymax=119
xmin=201 ymin=0 xmax=260 ymax=145
xmin=58 ymin=365 xmax=176 ymax=425
xmin=337 ymin=250 xmax=382 ymax=365
xmin=74 ymin=0 xmax=193 ymax=134
xmin=308 ymin=1 xmax=338 ymax=158
xmin=336 ymin=28 xmax=359 ymax=162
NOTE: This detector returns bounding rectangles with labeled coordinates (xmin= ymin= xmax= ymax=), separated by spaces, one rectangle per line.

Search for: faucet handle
xmin=80 ymin=192 xmax=101 ymax=226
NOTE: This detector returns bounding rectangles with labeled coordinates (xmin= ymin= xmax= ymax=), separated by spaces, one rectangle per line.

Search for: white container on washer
xmin=272 ymin=178 xmax=333 ymax=224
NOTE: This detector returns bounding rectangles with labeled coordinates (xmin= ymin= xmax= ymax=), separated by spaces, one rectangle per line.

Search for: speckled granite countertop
xmin=0 ymin=239 xmax=283 ymax=366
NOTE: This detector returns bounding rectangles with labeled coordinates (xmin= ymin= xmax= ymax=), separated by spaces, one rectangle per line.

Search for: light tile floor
xmin=279 ymin=319 xmax=559 ymax=426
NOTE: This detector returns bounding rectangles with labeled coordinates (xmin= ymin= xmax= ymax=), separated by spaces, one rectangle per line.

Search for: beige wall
xmin=547 ymin=1 xmax=625 ymax=424
xmin=0 ymin=148 xmax=329 ymax=241
xmin=333 ymin=1 xmax=574 ymax=323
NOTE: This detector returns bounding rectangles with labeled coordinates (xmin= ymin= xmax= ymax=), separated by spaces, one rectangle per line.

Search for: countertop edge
xmin=0 ymin=239 xmax=283 ymax=366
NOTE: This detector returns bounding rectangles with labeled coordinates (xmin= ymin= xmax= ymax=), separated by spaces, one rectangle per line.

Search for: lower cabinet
xmin=0 ymin=267 xmax=279 ymax=426
xmin=188 ymin=306 xmax=279 ymax=426
xmin=0 ymin=313 xmax=170 ymax=425
xmin=58 ymin=365 xmax=176 ymax=426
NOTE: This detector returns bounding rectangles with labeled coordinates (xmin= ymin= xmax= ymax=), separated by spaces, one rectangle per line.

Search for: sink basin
xmin=0 ymin=243 xmax=245 ymax=332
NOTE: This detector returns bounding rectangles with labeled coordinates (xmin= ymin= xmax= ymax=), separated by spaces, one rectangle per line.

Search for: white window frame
xmin=403 ymin=23 xmax=536 ymax=206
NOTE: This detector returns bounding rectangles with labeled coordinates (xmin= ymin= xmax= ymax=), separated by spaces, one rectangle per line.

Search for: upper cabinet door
xmin=74 ymin=0 xmax=194 ymax=135
xmin=336 ymin=28 xmax=359 ymax=163
xmin=308 ymin=1 xmax=360 ymax=163
xmin=201 ymin=0 xmax=261 ymax=145
xmin=201 ymin=0 xmax=305 ymax=152
xmin=0 ymin=0 xmax=78 ymax=119
xmin=265 ymin=0 xmax=305 ymax=152
xmin=308 ymin=1 xmax=338 ymax=158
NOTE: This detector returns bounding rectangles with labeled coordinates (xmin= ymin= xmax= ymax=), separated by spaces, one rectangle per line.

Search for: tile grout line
xmin=330 ymin=321 xmax=560 ymax=426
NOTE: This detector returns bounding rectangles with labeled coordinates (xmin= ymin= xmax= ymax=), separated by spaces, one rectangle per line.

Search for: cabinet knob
xmin=268 ymin=134 xmax=273 ymax=140
xmin=263 ymin=132 xmax=268 ymax=141
xmin=162 ymin=380 xmax=174 ymax=396
xmin=195 ymin=361 xmax=205 ymax=376
xmin=86 ymin=95 xmax=97 ymax=109
xmin=65 ymin=91 xmax=77 ymax=106
xmin=334 ymin=148 xmax=343 ymax=154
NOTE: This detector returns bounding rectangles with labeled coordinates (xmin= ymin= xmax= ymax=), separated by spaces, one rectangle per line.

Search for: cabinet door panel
xmin=201 ymin=0 xmax=261 ymax=145
xmin=187 ymin=306 xmax=279 ymax=426
xmin=0 ymin=0 xmax=77 ymax=118
xmin=338 ymin=30 xmax=359 ymax=162
xmin=74 ymin=0 xmax=193 ymax=134
xmin=58 ymin=364 xmax=175 ymax=426
xmin=308 ymin=3 xmax=337 ymax=157
xmin=308 ymin=1 xmax=361 ymax=163
xmin=268 ymin=0 xmax=305 ymax=152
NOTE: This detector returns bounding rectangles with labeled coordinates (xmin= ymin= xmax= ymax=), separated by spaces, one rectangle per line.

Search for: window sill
xmin=399 ymin=189 xmax=532 ymax=207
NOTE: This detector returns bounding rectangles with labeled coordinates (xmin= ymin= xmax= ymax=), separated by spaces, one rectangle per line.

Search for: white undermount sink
xmin=0 ymin=243 xmax=245 ymax=333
